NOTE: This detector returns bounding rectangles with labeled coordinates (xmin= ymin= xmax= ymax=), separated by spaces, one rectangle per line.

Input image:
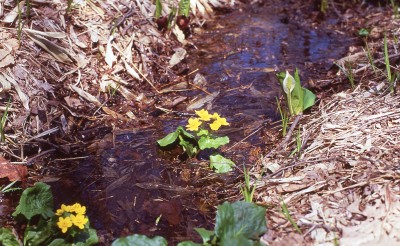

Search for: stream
xmin=51 ymin=1 xmax=352 ymax=244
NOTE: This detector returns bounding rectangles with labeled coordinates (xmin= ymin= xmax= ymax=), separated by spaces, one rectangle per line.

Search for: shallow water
xmin=51 ymin=1 xmax=351 ymax=243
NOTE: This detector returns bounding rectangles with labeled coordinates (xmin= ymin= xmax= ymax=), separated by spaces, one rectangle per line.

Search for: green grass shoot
xmin=0 ymin=181 xmax=21 ymax=193
xmin=363 ymin=41 xmax=377 ymax=73
xmin=391 ymin=0 xmax=399 ymax=18
xmin=384 ymin=34 xmax=394 ymax=92
xmin=0 ymin=100 xmax=10 ymax=142
xmin=345 ymin=61 xmax=355 ymax=89
xmin=240 ymin=165 xmax=256 ymax=203
xmin=281 ymin=198 xmax=302 ymax=234
xmin=26 ymin=0 xmax=30 ymax=19
xmin=276 ymin=97 xmax=289 ymax=137
xmin=289 ymin=127 xmax=302 ymax=157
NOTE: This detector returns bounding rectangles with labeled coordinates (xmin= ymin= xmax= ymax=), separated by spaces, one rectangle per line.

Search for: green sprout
xmin=240 ymin=165 xmax=256 ymax=203
xmin=281 ymin=198 xmax=302 ymax=234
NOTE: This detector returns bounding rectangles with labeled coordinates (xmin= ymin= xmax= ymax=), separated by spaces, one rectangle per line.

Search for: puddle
xmin=51 ymin=1 xmax=352 ymax=244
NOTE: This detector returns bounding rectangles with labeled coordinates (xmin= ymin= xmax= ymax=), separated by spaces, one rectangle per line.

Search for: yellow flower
xmin=71 ymin=203 xmax=86 ymax=215
xmin=56 ymin=208 xmax=64 ymax=216
xmin=57 ymin=216 xmax=72 ymax=233
xmin=210 ymin=121 xmax=222 ymax=131
xmin=186 ymin=118 xmax=202 ymax=131
xmin=216 ymin=117 xmax=229 ymax=126
xmin=211 ymin=113 xmax=220 ymax=119
xmin=209 ymin=115 xmax=229 ymax=131
xmin=71 ymin=214 xmax=89 ymax=230
xmin=195 ymin=109 xmax=212 ymax=121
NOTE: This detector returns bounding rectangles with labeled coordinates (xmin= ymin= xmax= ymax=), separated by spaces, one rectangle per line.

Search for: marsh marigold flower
xmin=209 ymin=115 xmax=229 ymax=131
xmin=71 ymin=214 xmax=89 ymax=230
xmin=186 ymin=118 xmax=202 ymax=131
xmin=195 ymin=109 xmax=212 ymax=121
xmin=57 ymin=216 xmax=73 ymax=233
xmin=70 ymin=203 xmax=86 ymax=215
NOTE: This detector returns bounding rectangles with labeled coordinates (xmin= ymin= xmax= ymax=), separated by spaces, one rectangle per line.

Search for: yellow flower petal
xmin=210 ymin=121 xmax=222 ymax=131
xmin=211 ymin=113 xmax=220 ymax=119
xmin=216 ymin=117 xmax=229 ymax=126
xmin=71 ymin=214 xmax=89 ymax=230
xmin=57 ymin=216 xmax=72 ymax=233
xmin=195 ymin=109 xmax=212 ymax=121
xmin=186 ymin=118 xmax=202 ymax=131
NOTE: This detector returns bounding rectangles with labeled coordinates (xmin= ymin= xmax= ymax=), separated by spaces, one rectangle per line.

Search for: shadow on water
xmin=51 ymin=1 xmax=352 ymax=244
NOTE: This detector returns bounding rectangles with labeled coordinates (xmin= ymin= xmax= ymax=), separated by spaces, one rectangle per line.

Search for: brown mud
xmin=47 ymin=1 xmax=358 ymax=244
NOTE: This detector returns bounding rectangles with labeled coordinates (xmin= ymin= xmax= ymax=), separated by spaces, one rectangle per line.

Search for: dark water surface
xmin=51 ymin=1 xmax=351 ymax=244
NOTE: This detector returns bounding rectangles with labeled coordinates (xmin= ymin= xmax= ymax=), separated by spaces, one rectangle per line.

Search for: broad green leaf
xmin=111 ymin=234 xmax=167 ymax=246
xmin=179 ymin=126 xmax=196 ymax=140
xmin=177 ymin=241 xmax=202 ymax=246
xmin=219 ymin=234 xmax=254 ymax=246
xmin=155 ymin=0 xmax=162 ymax=19
xmin=194 ymin=228 xmax=214 ymax=244
xmin=179 ymin=136 xmax=198 ymax=157
xmin=197 ymin=129 xmax=209 ymax=137
xmin=24 ymin=217 xmax=58 ymax=246
xmin=215 ymin=201 xmax=267 ymax=240
xmin=290 ymin=69 xmax=304 ymax=115
xmin=302 ymin=88 xmax=316 ymax=111
xmin=0 ymin=228 xmax=19 ymax=246
xmin=198 ymin=136 xmax=229 ymax=150
xmin=13 ymin=182 xmax=54 ymax=220
xmin=157 ymin=127 xmax=181 ymax=147
xmin=48 ymin=239 xmax=69 ymax=246
xmin=178 ymin=0 xmax=190 ymax=17
xmin=209 ymin=154 xmax=235 ymax=173
xmin=74 ymin=228 xmax=99 ymax=246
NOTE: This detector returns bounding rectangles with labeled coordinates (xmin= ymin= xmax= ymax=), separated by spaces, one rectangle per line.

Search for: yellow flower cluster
xmin=186 ymin=109 xmax=229 ymax=131
xmin=56 ymin=203 xmax=89 ymax=233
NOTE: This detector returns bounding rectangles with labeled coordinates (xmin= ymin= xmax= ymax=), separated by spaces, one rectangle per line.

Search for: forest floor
xmin=0 ymin=0 xmax=399 ymax=245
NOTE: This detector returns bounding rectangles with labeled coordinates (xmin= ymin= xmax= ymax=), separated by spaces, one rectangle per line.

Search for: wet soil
xmin=40 ymin=1 xmax=359 ymax=244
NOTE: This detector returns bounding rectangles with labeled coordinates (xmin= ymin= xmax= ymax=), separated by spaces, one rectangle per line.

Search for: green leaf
xmin=209 ymin=154 xmax=235 ymax=173
xmin=24 ymin=217 xmax=58 ymax=246
xmin=198 ymin=136 xmax=229 ymax=150
xmin=111 ymin=234 xmax=167 ymax=246
xmin=302 ymin=88 xmax=316 ymax=111
xmin=219 ymin=234 xmax=254 ymax=246
xmin=197 ymin=129 xmax=209 ymax=137
xmin=179 ymin=126 xmax=196 ymax=140
xmin=157 ymin=127 xmax=181 ymax=147
xmin=194 ymin=228 xmax=214 ymax=244
xmin=178 ymin=0 xmax=190 ymax=17
xmin=177 ymin=241 xmax=202 ymax=246
xmin=0 ymin=228 xmax=19 ymax=246
xmin=215 ymin=201 xmax=267 ymax=240
xmin=155 ymin=0 xmax=162 ymax=19
xmin=13 ymin=182 xmax=54 ymax=220
xmin=358 ymin=28 xmax=369 ymax=37
xmin=73 ymin=228 xmax=99 ymax=246
xmin=290 ymin=69 xmax=304 ymax=115
xmin=48 ymin=239 xmax=69 ymax=246
xmin=179 ymin=135 xmax=198 ymax=157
